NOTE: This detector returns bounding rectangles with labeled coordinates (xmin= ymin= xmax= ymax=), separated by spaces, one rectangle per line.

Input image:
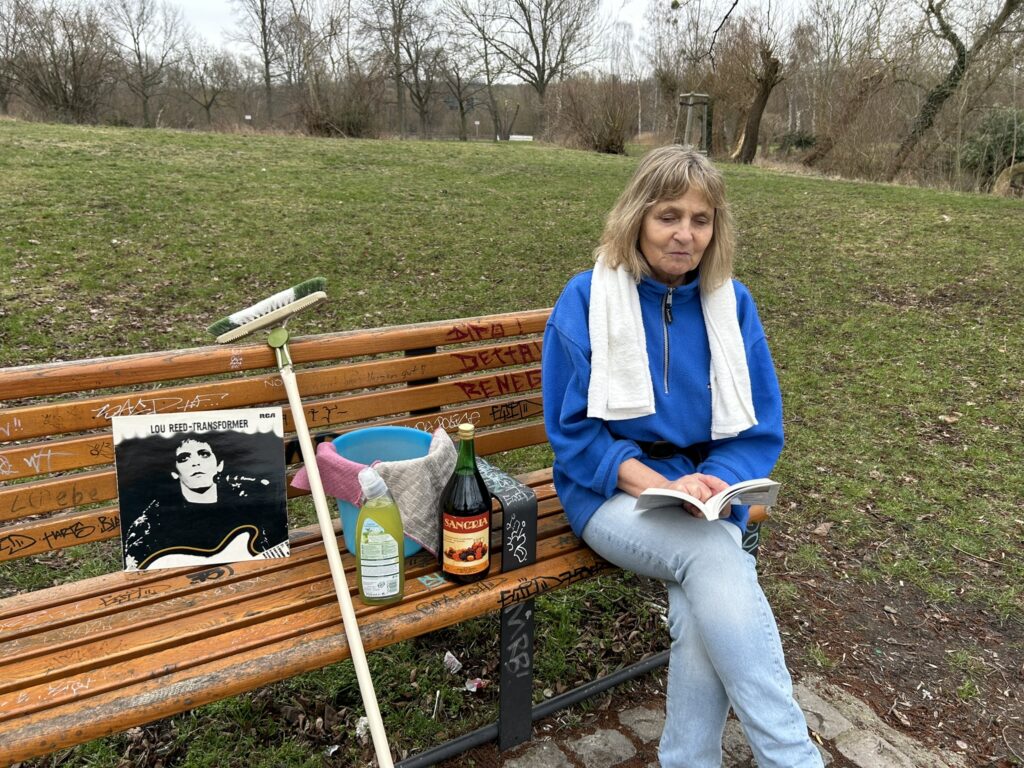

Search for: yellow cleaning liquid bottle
xmin=355 ymin=467 xmax=405 ymax=605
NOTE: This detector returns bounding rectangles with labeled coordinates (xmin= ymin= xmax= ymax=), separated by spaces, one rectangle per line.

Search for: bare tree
xmin=886 ymin=0 xmax=1024 ymax=179
xmin=279 ymin=0 xmax=334 ymax=132
xmin=717 ymin=7 xmax=785 ymax=163
xmin=12 ymin=0 xmax=117 ymax=122
xmin=364 ymin=0 xmax=422 ymax=136
xmin=179 ymin=40 xmax=238 ymax=124
xmin=643 ymin=0 xmax=744 ymax=138
xmin=0 ymin=0 xmax=27 ymax=114
xmin=105 ymin=0 xmax=184 ymax=127
xmin=437 ymin=21 xmax=485 ymax=140
xmin=448 ymin=0 xmax=517 ymax=139
xmin=399 ymin=9 xmax=443 ymax=136
xmin=233 ymin=0 xmax=285 ymax=125
xmin=487 ymin=0 xmax=600 ymax=131
xmin=558 ymin=73 xmax=637 ymax=153
xmin=784 ymin=0 xmax=891 ymax=166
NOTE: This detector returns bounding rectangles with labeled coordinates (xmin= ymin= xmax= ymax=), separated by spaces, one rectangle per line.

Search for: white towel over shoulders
xmin=701 ymin=278 xmax=758 ymax=440
xmin=586 ymin=257 xmax=758 ymax=440
xmin=587 ymin=258 xmax=655 ymax=421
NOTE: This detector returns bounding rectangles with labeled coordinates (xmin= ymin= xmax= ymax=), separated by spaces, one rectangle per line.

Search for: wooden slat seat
xmin=0 ymin=309 xmax=616 ymax=765
xmin=1 ymin=471 xmax=609 ymax=764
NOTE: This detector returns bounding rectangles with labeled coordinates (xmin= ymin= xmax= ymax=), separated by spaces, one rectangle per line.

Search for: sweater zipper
xmin=662 ymin=288 xmax=674 ymax=394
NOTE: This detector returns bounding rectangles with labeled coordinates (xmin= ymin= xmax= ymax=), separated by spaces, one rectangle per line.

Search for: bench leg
xmin=742 ymin=521 xmax=761 ymax=557
xmin=499 ymin=598 xmax=535 ymax=750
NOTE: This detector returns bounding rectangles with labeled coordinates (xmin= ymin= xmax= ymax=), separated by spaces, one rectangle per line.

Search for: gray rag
xmin=375 ymin=428 xmax=457 ymax=556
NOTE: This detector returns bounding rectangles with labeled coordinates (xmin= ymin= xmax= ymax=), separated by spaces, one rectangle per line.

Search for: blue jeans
xmin=582 ymin=493 xmax=823 ymax=768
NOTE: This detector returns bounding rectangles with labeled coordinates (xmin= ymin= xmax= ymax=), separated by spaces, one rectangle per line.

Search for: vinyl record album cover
xmin=113 ymin=408 xmax=289 ymax=570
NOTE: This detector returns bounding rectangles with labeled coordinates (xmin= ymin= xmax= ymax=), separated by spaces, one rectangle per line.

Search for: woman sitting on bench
xmin=541 ymin=146 xmax=823 ymax=768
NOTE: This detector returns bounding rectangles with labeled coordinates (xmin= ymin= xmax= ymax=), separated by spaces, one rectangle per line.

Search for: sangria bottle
xmin=438 ymin=423 xmax=492 ymax=584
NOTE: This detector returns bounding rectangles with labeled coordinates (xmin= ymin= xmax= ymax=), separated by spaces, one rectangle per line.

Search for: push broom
xmin=208 ymin=278 xmax=395 ymax=768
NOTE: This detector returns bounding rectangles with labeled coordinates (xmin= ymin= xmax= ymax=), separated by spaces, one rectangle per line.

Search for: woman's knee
xmin=673 ymin=522 xmax=751 ymax=579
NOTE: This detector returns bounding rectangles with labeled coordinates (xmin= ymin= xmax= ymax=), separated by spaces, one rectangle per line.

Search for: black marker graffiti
xmin=100 ymin=586 xmax=161 ymax=608
xmin=0 ymin=533 xmax=36 ymax=557
xmin=502 ymin=600 xmax=533 ymax=679
xmin=188 ymin=564 xmax=235 ymax=584
xmin=42 ymin=521 xmax=96 ymax=549
xmin=499 ymin=563 xmax=610 ymax=609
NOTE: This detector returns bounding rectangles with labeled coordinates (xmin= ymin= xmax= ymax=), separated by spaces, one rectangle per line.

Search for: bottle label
xmin=442 ymin=512 xmax=490 ymax=576
xmin=359 ymin=519 xmax=400 ymax=598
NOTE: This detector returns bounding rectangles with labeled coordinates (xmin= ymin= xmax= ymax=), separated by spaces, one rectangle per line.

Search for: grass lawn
xmin=1 ymin=119 xmax=1022 ymax=765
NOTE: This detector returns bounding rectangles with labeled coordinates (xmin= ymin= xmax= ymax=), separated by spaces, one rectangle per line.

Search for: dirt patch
xmin=448 ymin=531 xmax=1023 ymax=768
xmin=766 ymin=532 xmax=1024 ymax=768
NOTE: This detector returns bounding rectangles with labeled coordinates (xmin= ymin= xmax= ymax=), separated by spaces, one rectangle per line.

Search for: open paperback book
xmin=634 ymin=478 xmax=781 ymax=521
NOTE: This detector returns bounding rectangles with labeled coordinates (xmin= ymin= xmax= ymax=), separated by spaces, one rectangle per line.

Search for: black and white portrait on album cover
xmin=112 ymin=408 xmax=289 ymax=571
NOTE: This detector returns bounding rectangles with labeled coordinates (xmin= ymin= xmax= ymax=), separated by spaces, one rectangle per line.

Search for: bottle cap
xmin=458 ymin=423 xmax=475 ymax=439
xmin=357 ymin=467 xmax=389 ymax=499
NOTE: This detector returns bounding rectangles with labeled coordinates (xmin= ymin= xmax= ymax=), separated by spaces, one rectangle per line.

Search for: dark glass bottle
xmin=438 ymin=423 xmax=492 ymax=583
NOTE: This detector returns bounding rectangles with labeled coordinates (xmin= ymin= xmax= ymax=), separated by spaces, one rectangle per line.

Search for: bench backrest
xmin=0 ymin=310 xmax=551 ymax=577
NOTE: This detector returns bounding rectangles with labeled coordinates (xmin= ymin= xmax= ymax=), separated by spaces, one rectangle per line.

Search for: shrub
xmin=778 ymin=130 xmax=817 ymax=153
xmin=960 ymin=107 xmax=1024 ymax=188
xmin=555 ymin=76 xmax=637 ymax=155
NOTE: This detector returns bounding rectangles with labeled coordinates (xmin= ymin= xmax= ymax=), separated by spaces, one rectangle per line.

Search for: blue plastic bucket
xmin=332 ymin=426 xmax=431 ymax=557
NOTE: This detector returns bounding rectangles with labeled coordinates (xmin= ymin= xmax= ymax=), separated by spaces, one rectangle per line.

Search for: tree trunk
xmin=737 ymin=53 xmax=781 ymax=164
xmin=264 ymin=63 xmax=274 ymax=126
xmin=885 ymin=0 xmax=1022 ymax=181
xmin=802 ymin=70 xmax=884 ymax=168
xmin=486 ymin=86 xmax=504 ymax=139
xmin=885 ymin=58 xmax=966 ymax=180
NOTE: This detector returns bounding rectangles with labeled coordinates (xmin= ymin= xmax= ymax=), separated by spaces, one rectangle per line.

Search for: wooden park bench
xmin=0 ymin=308 xmax=766 ymax=766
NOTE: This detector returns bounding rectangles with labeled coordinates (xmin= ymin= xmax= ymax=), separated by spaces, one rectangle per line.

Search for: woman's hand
xmin=663 ymin=473 xmax=730 ymax=518
xmin=617 ymin=460 xmax=730 ymax=519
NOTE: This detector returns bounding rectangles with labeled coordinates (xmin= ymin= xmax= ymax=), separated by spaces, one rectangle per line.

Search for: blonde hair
xmin=595 ymin=145 xmax=735 ymax=293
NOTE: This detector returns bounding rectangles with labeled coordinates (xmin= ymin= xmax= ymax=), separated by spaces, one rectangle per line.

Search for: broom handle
xmin=278 ymin=362 xmax=395 ymax=768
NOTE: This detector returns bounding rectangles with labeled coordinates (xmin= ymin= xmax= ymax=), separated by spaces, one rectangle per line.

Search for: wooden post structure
xmin=677 ymin=92 xmax=711 ymax=153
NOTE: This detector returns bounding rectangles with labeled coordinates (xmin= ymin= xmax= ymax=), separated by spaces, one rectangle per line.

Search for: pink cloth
xmin=290 ymin=441 xmax=366 ymax=504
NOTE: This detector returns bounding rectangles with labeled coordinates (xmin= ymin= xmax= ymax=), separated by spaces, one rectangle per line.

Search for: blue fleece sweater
xmin=542 ymin=270 xmax=784 ymax=537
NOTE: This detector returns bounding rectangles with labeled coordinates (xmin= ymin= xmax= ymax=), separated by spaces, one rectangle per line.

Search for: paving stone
xmin=795 ymin=682 xmax=856 ymax=740
xmin=834 ymin=731 xmax=916 ymax=768
xmin=566 ymin=729 xmax=637 ymax=768
xmin=722 ymin=719 xmax=754 ymax=762
xmin=502 ymin=740 xmax=573 ymax=768
xmin=618 ymin=705 xmax=665 ymax=743
xmin=800 ymin=675 xmax=967 ymax=768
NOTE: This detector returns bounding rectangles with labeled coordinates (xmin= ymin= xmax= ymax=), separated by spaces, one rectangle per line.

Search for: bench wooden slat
xmin=0 ymin=513 xmax=594 ymax=727
xmin=0 ymin=545 xmax=607 ymax=765
xmin=0 ymin=499 xmax=569 ymax=667
xmin=0 ymin=421 xmax=547 ymax=561
xmin=0 ymin=506 xmax=123 ymax=560
xmin=0 ymin=469 xmax=117 ymax=524
xmin=0 ymin=311 xmax=549 ymax=400
xmin=0 ymin=434 xmax=118 ymax=482
xmin=0 ymin=394 xmax=544 ymax=484
xmin=0 ymin=340 xmax=542 ymax=445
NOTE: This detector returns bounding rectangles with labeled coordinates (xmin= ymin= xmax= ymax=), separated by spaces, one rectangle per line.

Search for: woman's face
xmin=172 ymin=439 xmax=223 ymax=490
xmin=638 ymin=188 xmax=715 ymax=288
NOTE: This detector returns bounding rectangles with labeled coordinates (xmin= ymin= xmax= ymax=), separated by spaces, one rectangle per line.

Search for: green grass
xmin=2 ymin=120 xmax=1024 ymax=765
